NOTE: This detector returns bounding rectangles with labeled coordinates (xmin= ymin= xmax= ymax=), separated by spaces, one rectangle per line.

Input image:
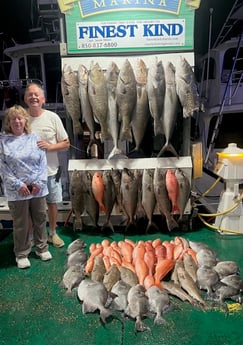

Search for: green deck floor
xmin=0 ymin=222 xmax=243 ymax=345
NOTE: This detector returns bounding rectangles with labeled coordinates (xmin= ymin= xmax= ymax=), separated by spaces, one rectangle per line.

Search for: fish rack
xmin=68 ymin=156 xmax=193 ymax=227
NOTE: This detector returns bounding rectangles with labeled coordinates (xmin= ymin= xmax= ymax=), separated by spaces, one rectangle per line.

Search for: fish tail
xmin=135 ymin=317 xmax=151 ymax=332
xmin=154 ymin=281 xmax=163 ymax=290
xmin=128 ymin=147 xmax=146 ymax=158
xmin=154 ymin=315 xmax=167 ymax=326
xmin=108 ymin=147 xmax=127 ymax=159
xmin=100 ymin=308 xmax=112 ymax=323
xmin=178 ymin=213 xmax=184 ymax=222
xmin=102 ymin=220 xmax=115 ymax=232
xmin=73 ymin=220 xmax=83 ymax=231
xmin=64 ymin=289 xmax=73 ymax=297
xmin=166 ymin=216 xmax=179 ymax=231
xmin=157 ymin=143 xmax=179 ymax=158
xmin=73 ymin=122 xmax=83 ymax=136
xmin=172 ymin=205 xmax=180 ymax=214
xmin=119 ymin=127 xmax=133 ymax=142
xmin=86 ymin=138 xmax=100 ymax=157
xmin=154 ymin=121 xmax=164 ymax=136
xmin=125 ymin=220 xmax=137 ymax=232
xmin=146 ymin=221 xmax=159 ymax=233
xmin=99 ymin=203 xmax=106 ymax=213
xmin=100 ymin=129 xmax=111 ymax=143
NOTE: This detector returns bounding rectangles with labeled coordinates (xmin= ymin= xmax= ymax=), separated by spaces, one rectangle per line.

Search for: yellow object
xmin=57 ymin=0 xmax=75 ymax=14
xmin=186 ymin=0 xmax=201 ymax=9
xmin=197 ymin=191 xmax=243 ymax=235
xmin=191 ymin=142 xmax=203 ymax=179
xmin=217 ymin=152 xmax=243 ymax=158
xmin=227 ymin=303 xmax=242 ymax=313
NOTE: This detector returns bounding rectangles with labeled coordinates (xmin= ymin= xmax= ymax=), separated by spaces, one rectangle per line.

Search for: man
xmin=24 ymin=83 xmax=70 ymax=248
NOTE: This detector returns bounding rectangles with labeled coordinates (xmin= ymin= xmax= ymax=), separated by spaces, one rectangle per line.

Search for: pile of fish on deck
xmin=61 ymin=237 xmax=243 ymax=332
xmin=70 ymin=166 xmax=191 ymax=232
xmin=61 ymin=55 xmax=199 ymax=158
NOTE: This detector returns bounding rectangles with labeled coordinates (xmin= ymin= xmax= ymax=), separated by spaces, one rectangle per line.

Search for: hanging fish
xmin=116 ymin=59 xmax=137 ymax=142
xmin=77 ymin=64 xmax=98 ymax=155
xmin=147 ymin=57 xmax=165 ymax=136
xmin=175 ymin=56 xmax=200 ymax=118
xmin=130 ymin=58 xmax=150 ymax=155
xmin=105 ymin=62 xmax=127 ymax=159
xmin=82 ymin=171 xmax=99 ymax=228
xmin=141 ymin=169 xmax=158 ymax=233
xmin=120 ymin=168 xmax=139 ymax=231
xmin=175 ymin=168 xmax=191 ymax=220
xmin=102 ymin=170 xmax=116 ymax=232
xmin=91 ymin=171 xmax=106 ymax=213
xmin=157 ymin=62 xmax=179 ymax=158
xmin=88 ymin=61 xmax=109 ymax=141
xmin=165 ymin=169 xmax=180 ymax=214
xmin=61 ymin=64 xmax=83 ymax=135
xmin=153 ymin=168 xmax=179 ymax=231
xmin=70 ymin=170 xmax=85 ymax=231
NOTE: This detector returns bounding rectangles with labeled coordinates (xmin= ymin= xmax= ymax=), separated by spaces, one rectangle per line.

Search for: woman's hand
xmin=18 ymin=183 xmax=31 ymax=196
xmin=31 ymin=184 xmax=40 ymax=195
xmin=18 ymin=183 xmax=40 ymax=196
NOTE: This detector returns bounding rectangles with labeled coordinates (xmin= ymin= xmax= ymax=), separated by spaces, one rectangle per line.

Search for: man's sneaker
xmin=16 ymin=257 xmax=31 ymax=269
xmin=36 ymin=251 xmax=52 ymax=261
xmin=48 ymin=234 xmax=64 ymax=248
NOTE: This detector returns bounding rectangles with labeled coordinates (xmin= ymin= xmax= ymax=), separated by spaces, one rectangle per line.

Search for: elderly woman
xmin=0 ymin=105 xmax=52 ymax=269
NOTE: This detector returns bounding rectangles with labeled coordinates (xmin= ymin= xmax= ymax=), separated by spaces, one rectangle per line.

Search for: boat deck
xmin=0 ymin=222 xmax=243 ymax=345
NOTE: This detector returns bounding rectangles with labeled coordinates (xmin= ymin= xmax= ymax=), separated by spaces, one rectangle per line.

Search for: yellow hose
xmin=193 ymin=176 xmax=222 ymax=202
xmin=198 ymin=213 xmax=243 ymax=235
xmin=197 ymin=193 xmax=243 ymax=235
xmin=198 ymin=194 xmax=243 ymax=217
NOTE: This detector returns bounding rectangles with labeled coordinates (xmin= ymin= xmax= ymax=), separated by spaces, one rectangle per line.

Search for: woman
xmin=0 ymin=105 xmax=52 ymax=269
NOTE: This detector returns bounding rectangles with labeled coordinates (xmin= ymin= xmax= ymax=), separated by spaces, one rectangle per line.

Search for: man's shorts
xmin=46 ymin=175 xmax=62 ymax=204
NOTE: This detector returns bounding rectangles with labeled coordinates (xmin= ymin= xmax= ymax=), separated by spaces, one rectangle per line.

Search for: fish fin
xmin=157 ymin=143 xmax=179 ymax=158
xmin=183 ymin=106 xmax=200 ymax=118
xmin=105 ymin=292 xmax=117 ymax=307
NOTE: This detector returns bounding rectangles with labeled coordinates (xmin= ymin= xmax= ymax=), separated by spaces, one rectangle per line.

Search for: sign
xmin=59 ymin=0 xmax=201 ymax=55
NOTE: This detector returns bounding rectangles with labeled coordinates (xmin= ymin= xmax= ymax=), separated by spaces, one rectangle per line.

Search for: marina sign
xmin=58 ymin=0 xmax=201 ymax=54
